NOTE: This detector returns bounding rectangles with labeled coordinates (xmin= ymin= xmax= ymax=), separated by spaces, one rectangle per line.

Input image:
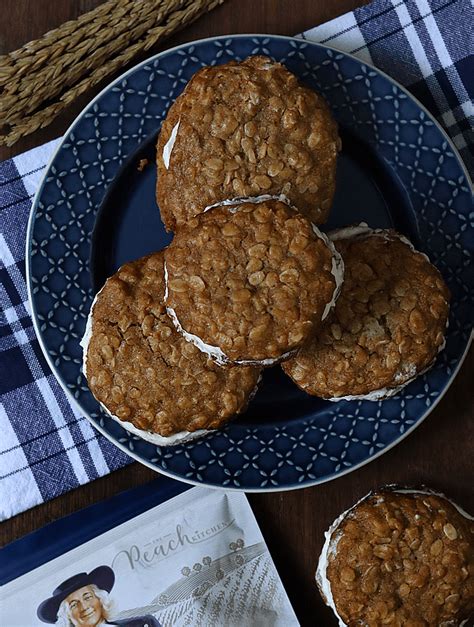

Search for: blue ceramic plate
xmin=27 ymin=35 xmax=473 ymax=492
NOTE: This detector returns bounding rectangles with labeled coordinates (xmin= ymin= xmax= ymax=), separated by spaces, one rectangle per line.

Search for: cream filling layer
xmin=330 ymin=222 xmax=430 ymax=262
xmin=316 ymin=488 xmax=474 ymax=627
xmin=316 ymin=492 xmax=368 ymax=627
xmin=202 ymin=193 xmax=293 ymax=213
xmin=311 ymin=225 xmax=344 ymax=321
xmin=166 ymin=195 xmax=344 ymax=365
xmin=325 ymin=224 xmax=448 ymax=402
xmin=166 ymin=294 xmax=297 ymax=367
xmin=162 ymin=120 xmax=180 ymax=169
xmin=81 ymin=289 xmax=211 ymax=446
xmin=80 ymin=289 xmax=103 ymax=379
xmin=327 ymin=386 xmax=407 ymax=402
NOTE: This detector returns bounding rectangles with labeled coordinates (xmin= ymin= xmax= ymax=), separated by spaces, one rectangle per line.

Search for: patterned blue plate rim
xmin=26 ymin=34 xmax=473 ymax=492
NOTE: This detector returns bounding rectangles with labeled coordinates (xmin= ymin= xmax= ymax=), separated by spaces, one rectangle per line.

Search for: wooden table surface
xmin=1 ymin=2 xmax=472 ymax=625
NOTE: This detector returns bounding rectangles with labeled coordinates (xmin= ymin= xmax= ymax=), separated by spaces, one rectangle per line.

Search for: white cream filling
xmin=311 ymin=224 xmax=344 ymax=321
xmin=316 ymin=488 xmax=474 ymax=626
xmin=316 ymin=495 xmax=367 ymax=627
xmin=202 ymin=193 xmax=292 ymax=214
xmin=166 ymin=300 xmax=229 ymax=366
xmin=162 ymin=120 xmax=180 ymax=169
xmin=166 ymin=297 xmax=296 ymax=367
xmin=167 ymin=195 xmax=344 ymax=365
xmin=330 ymin=222 xmax=430 ymax=262
xmin=325 ymin=340 xmax=448 ymax=402
xmin=80 ymin=289 xmax=104 ymax=379
xmin=327 ymin=386 xmax=406 ymax=402
xmin=80 ymin=287 xmax=212 ymax=447
xmin=98 ymin=371 xmax=262 ymax=447
xmin=163 ymin=262 xmax=233 ymax=365
xmin=330 ymin=222 xmax=374 ymax=241
xmin=105 ymin=406 xmax=209 ymax=447
xmin=240 ymin=350 xmax=297 ymax=366
xmin=325 ymin=224 xmax=448 ymax=402
xmin=392 ymin=487 xmax=474 ymax=521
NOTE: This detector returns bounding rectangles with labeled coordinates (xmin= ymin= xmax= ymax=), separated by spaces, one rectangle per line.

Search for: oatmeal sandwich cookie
xmin=156 ymin=55 xmax=340 ymax=231
xmin=81 ymin=252 xmax=261 ymax=445
xmin=164 ymin=196 xmax=343 ymax=366
xmin=282 ymin=224 xmax=450 ymax=400
xmin=316 ymin=486 xmax=474 ymax=626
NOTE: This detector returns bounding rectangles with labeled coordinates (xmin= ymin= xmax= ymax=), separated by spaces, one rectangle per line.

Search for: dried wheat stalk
xmin=1 ymin=0 xmax=188 ymax=121
xmin=0 ymin=0 xmax=225 ymax=146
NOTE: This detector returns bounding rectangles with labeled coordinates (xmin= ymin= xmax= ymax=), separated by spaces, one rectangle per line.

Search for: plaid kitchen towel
xmin=1 ymin=0 xmax=473 ymax=521
xmin=302 ymin=0 xmax=473 ymax=178
xmin=0 ymin=141 xmax=131 ymax=521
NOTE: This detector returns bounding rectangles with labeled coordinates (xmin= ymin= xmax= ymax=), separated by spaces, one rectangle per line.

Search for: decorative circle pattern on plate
xmin=27 ymin=36 xmax=473 ymax=491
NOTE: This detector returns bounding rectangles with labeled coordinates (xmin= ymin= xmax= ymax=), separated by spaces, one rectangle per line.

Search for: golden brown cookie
xmin=156 ymin=55 xmax=340 ymax=231
xmin=81 ymin=252 xmax=261 ymax=445
xmin=282 ymin=225 xmax=450 ymax=399
xmin=316 ymin=487 xmax=474 ymax=626
xmin=164 ymin=197 xmax=343 ymax=366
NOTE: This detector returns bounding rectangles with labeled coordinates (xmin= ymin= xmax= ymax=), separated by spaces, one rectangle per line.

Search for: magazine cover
xmin=1 ymin=487 xmax=299 ymax=627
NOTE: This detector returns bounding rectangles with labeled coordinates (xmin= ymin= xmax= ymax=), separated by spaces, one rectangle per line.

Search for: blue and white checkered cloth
xmin=0 ymin=142 xmax=131 ymax=521
xmin=1 ymin=0 xmax=473 ymax=520
xmin=303 ymin=0 xmax=473 ymax=176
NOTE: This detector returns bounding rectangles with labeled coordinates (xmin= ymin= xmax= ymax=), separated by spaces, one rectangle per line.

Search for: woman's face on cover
xmin=65 ymin=585 xmax=104 ymax=627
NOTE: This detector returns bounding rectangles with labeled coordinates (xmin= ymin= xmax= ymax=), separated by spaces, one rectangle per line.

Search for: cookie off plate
xmin=26 ymin=35 xmax=473 ymax=491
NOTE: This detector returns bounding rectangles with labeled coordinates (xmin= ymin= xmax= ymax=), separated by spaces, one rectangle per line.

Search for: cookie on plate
xmin=164 ymin=196 xmax=344 ymax=366
xmin=282 ymin=224 xmax=450 ymax=400
xmin=316 ymin=486 xmax=474 ymax=626
xmin=156 ymin=55 xmax=340 ymax=231
xmin=81 ymin=252 xmax=261 ymax=445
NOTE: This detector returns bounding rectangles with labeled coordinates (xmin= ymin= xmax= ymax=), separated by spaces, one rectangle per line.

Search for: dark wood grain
xmin=1 ymin=2 xmax=472 ymax=626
